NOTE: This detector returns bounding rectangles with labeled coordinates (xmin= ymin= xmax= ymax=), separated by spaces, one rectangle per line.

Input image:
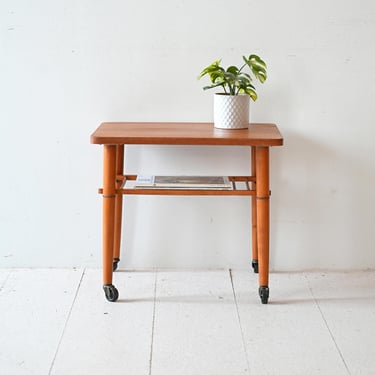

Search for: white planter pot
xmin=214 ymin=94 xmax=250 ymax=129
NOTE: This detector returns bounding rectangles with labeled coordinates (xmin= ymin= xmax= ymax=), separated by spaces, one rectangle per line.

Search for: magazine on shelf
xmin=134 ymin=175 xmax=232 ymax=190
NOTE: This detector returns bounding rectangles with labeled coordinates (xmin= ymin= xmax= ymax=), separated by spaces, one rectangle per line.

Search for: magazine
xmin=134 ymin=175 xmax=232 ymax=190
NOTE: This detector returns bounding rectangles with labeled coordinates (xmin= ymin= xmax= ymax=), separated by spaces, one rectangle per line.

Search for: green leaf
xmin=209 ymin=71 xmax=225 ymax=84
xmin=235 ymin=80 xmax=248 ymax=91
xmin=237 ymin=73 xmax=251 ymax=83
xmin=251 ymin=66 xmax=267 ymax=83
xmin=197 ymin=60 xmax=223 ymax=80
xmin=248 ymin=54 xmax=267 ymax=69
xmin=240 ymin=72 xmax=252 ymax=81
xmin=256 ymin=71 xmax=267 ymax=83
xmin=226 ymin=66 xmax=239 ymax=75
xmin=244 ymin=87 xmax=258 ymax=101
xmin=223 ymin=72 xmax=236 ymax=81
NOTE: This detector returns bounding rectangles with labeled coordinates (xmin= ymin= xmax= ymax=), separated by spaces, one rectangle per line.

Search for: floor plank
xmin=231 ymin=270 xmax=349 ymax=375
xmin=2 ymin=269 xmax=375 ymax=375
xmin=0 ymin=268 xmax=83 ymax=375
xmin=50 ymin=269 xmax=156 ymax=375
xmin=306 ymin=271 xmax=375 ymax=375
xmin=150 ymin=270 xmax=249 ymax=375
xmin=0 ymin=269 xmax=11 ymax=290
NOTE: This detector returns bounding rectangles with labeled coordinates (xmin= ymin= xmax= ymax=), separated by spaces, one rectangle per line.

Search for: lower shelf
xmin=98 ymin=175 xmax=257 ymax=196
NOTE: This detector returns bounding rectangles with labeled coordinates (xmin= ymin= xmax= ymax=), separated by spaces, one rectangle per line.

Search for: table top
xmin=90 ymin=122 xmax=283 ymax=146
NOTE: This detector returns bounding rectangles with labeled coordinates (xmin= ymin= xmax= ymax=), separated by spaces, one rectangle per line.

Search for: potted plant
xmin=198 ymin=54 xmax=267 ymax=129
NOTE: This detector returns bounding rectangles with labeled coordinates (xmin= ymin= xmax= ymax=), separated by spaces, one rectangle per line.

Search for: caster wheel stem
xmin=113 ymin=258 xmax=120 ymax=271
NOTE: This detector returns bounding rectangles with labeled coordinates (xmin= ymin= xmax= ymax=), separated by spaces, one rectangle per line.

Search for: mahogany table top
xmin=91 ymin=122 xmax=283 ymax=147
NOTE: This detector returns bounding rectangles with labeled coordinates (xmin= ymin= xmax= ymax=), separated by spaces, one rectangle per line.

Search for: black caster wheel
xmin=252 ymin=260 xmax=259 ymax=274
xmin=113 ymin=258 xmax=120 ymax=271
xmin=103 ymin=284 xmax=119 ymax=302
xmin=259 ymin=286 xmax=269 ymax=304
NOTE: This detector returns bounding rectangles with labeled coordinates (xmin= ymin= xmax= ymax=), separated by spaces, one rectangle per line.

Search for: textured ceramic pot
xmin=214 ymin=94 xmax=250 ymax=129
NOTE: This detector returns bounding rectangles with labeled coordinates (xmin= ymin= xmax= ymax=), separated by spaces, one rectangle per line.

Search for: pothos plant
xmin=198 ymin=54 xmax=267 ymax=101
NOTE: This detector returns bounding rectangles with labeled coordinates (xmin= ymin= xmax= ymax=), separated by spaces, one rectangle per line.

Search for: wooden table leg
xmin=255 ymin=146 xmax=270 ymax=304
xmin=102 ymin=145 xmax=119 ymax=302
xmin=251 ymin=146 xmax=258 ymax=273
xmin=113 ymin=145 xmax=124 ymax=271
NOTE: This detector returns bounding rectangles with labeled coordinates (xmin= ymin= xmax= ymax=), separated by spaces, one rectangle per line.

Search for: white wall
xmin=1 ymin=0 xmax=375 ymax=270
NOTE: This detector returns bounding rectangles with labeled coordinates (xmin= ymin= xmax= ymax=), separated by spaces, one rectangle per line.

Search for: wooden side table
xmin=90 ymin=122 xmax=283 ymax=304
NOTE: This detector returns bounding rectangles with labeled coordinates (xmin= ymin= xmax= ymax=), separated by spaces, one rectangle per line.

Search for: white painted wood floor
xmin=0 ymin=269 xmax=374 ymax=375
